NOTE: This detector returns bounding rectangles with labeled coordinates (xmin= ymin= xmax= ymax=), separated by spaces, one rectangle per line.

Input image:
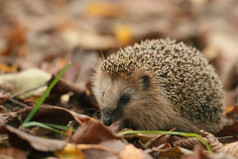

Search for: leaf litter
xmin=0 ymin=0 xmax=238 ymax=158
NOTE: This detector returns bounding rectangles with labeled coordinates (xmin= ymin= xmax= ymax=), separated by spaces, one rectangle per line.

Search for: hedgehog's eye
xmin=119 ymin=94 xmax=130 ymax=105
xmin=102 ymin=91 xmax=105 ymax=97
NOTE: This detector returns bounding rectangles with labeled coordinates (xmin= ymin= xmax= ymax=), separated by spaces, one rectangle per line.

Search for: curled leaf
xmin=200 ymin=130 xmax=223 ymax=153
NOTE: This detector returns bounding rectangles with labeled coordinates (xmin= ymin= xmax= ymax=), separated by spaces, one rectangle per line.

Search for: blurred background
xmin=0 ymin=0 xmax=238 ymax=109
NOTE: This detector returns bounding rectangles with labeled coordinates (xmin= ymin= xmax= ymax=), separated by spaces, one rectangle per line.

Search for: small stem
xmin=8 ymin=98 xmax=31 ymax=108
xmin=11 ymin=83 xmax=48 ymax=99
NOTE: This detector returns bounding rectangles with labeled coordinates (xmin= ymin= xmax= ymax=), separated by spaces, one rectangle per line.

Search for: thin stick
xmin=8 ymin=98 xmax=31 ymax=108
xmin=11 ymin=83 xmax=48 ymax=99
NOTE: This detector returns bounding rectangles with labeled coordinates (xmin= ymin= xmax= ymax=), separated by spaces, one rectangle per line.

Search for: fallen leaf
xmin=222 ymin=141 xmax=238 ymax=158
xmin=84 ymin=2 xmax=123 ymax=18
xmin=0 ymin=146 xmax=30 ymax=159
xmin=80 ymin=141 xmax=122 ymax=159
xmin=206 ymin=32 xmax=238 ymax=63
xmin=73 ymin=49 xmax=99 ymax=92
xmin=224 ymin=105 xmax=238 ymax=120
xmin=0 ymin=125 xmax=66 ymax=151
xmin=119 ymin=144 xmax=152 ymax=159
xmin=222 ymin=59 xmax=238 ymax=91
xmin=0 ymin=63 xmax=18 ymax=73
xmin=148 ymin=134 xmax=171 ymax=149
xmin=99 ymin=139 xmax=126 ymax=152
xmin=114 ymin=25 xmax=133 ymax=46
xmin=215 ymin=121 xmax=238 ymax=141
xmin=60 ymin=27 xmax=117 ymax=50
xmin=55 ymin=143 xmax=85 ymax=159
xmin=173 ymin=137 xmax=202 ymax=150
xmin=0 ymin=90 xmax=10 ymax=104
xmin=2 ymin=23 xmax=26 ymax=56
xmin=224 ymin=106 xmax=237 ymax=115
xmin=0 ymin=115 xmax=6 ymax=127
xmin=183 ymin=143 xmax=236 ymax=159
xmin=181 ymin=145 xmax=208 ymax=159
xmin=200 ymin=130 xmax=223 ymax=153
xmin=0 ymin=68 xmax=51 ymax=98
xmin=6 ymin=105 xmax=89 ymax=130
xmin=40 ymin=57 xmax=68 ymax=76
xmin=150 ymin=146 xmax=183 ymax=159
xmin=71 ymin=119 xmax=120 ymax=144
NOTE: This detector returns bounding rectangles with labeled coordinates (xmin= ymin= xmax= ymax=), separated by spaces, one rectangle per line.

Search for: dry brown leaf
xmin=84 ymin=2 xmax=123 ymax=18
xmin=0 ymin=90 xmax=10 ymax=104
xmin=0 ymin=146 xmax=30 ymax=159
xmin=150 ymin=146 xmax=183 ymax=159
xmin=181 ymin=146 xmax=234 ymax=159
xmin=148 ymin=134 xmax=171 ymax=149
xmin=6 ymin=105 xmax=89 ymax=136
xmin=69 ymin=120 xmax=127 ymax=158
xmin=222 ymin=141 xmax=238 ymax=158
xmin=1 ymin=23 xmax=26 ymax=56
xmin=173 ymin=137 xmax=202 ymax=150
xmin=215 ymin=121 xmax=238 ymax=142
xmin=99 ymin=139 xmax=125 ymax=152
xmin=224 ymin=105 xmax=238 ymax=120
xmin=123 ymin=132 xmax=156 ymax=146
xmin=200 ymin=130 xmax=223 ymax=153
xmin=0 ymin=125 xmax=66 ymax=152
xmin=40 ymin=57 xmax=68 ymax=76
xmin=74 ymin=49 xmax=99 ymax=92
xmin=81 ymin=140 xmax=125 ymax=159
xmin=181 ymin=145 xmax=208 ymax=159
xmin=71 ymin=119 xmax=120 ymax=144
xmin=55 ymin=143 xmax=120 ymax=159
xmin=0 ymin=115 xmax=6 ymax=126
xmin=119 ymin=144 xmax=152 ymax=159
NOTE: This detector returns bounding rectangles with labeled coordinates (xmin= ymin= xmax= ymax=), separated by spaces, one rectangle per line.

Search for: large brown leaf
xmin=0 ymin=125 xmax=66 ymax=151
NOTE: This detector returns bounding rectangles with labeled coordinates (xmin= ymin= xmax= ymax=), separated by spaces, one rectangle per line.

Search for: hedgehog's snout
xmin=102 ymin=112 xmax=113 ymax=126
xmin=103 ymin=116 xmax=113 ymax=126
xmin=102 ymin=106 xmax=123 ymax=126
xmin=102 ymin=109 xmax=114 ymax=126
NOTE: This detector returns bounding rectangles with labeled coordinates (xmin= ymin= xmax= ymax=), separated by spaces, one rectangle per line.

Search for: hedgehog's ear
xmin=139 ymin=74 xmax=150 ymax=90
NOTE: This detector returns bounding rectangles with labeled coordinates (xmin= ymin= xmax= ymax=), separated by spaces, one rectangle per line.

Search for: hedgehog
xmin=92 ymin=39 xmax=224 ymax=133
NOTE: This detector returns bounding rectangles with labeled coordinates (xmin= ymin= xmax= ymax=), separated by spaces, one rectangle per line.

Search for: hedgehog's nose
xmin=103 ymin=116 xmax=112 ymax=126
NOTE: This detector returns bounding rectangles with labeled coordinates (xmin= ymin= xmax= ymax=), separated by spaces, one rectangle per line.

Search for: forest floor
xmin=0 ymin=0 xmax=238 ymax=158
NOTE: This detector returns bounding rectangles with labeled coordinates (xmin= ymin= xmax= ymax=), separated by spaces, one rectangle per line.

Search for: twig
xmin=11 ymin=83 xmax=48 ymax=99
xmin=8 ymin=98 xmax=31 ymax=108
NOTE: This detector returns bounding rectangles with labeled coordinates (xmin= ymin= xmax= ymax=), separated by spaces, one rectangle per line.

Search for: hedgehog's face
xmin=93 ymin=69 xmax=150 ymax=127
